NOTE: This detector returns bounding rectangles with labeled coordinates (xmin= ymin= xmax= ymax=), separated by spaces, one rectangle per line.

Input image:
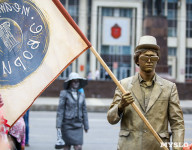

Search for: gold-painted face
xmin=138 ymin=50 xmax=158 ymax=73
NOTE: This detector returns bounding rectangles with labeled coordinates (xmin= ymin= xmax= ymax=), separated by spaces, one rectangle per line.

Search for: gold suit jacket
xmin=107 ymin=73 xmax=185 ymax=150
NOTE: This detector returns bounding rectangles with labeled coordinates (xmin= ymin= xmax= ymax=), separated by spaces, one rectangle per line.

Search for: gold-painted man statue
xmin=107 ymin=35 xmax=185 ymax=150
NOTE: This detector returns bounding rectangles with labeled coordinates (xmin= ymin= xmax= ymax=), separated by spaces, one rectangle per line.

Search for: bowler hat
xmin=64 ymin=72 xmax=87 ymax=89
xmin=135 ymin=35 xmax=160 ymax=52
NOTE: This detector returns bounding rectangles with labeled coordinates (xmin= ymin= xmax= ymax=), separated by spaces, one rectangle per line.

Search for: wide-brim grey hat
xmin=135 ymin=35 xmax=160 ymax=52
xmin=63 ymin=72 xmax=88 ymax=89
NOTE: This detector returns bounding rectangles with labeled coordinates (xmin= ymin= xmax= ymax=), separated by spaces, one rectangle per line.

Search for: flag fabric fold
xmin=0 ymin=0 xmax=91 ymax=126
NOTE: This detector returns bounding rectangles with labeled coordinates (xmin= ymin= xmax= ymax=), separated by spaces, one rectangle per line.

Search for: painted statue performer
xmin=107 ymin=35 xmax=185 ymax=150
xmin=55 ymin=72 xmax=89 ymax=150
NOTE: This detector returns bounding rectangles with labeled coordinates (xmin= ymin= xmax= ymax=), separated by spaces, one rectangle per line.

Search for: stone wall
xmin=41 ymin=80 xmax=116 ymax=98
xmin=176 ymin=83 xmax=192 ymax=100
xmin=41 ymin=79 xmax=192 ymax=100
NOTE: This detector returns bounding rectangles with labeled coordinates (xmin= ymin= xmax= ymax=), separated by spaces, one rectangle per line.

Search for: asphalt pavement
xmin=25 ymin=112 xmax=120 ymax=150
xmin=30 ymin=97 xmax=192 ymax=114
xmin=25 ymin=111 xmax=192 ymax=150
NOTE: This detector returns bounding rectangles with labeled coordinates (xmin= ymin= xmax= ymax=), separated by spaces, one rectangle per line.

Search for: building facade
xmin=59 ymin=0 xmax=192 ymax=83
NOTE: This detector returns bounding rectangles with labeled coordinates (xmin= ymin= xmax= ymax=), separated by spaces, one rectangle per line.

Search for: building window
xmin=168 ymin=47 xmax=177 ymax=78
xmin=168 ymin=65 xmax=172 ymax=76
xmin=187 ymin=1 xmax=192 ymax=38
xmin=102 ymin=8 xmax=113 ymax=16
xmin=101 ymin=46 xmax=110 ymax=55
xmin=185 ymin=48 xmax=192 ymax=81
xmin=168 ymin=47 xmax=177 ymax=56
xmin=167 ymin=0 xmax=178 ymax=37
xmin=187 ymin=0 xmax=192 ymax=3
xmin=60 ymin=0 xmax=79 ymax=24
xmin=60 ymin=0 xmax=66 ymax=6
xmin=87 ymin=0 xmax=92 ymax=40
xmin=120 ymin=9 xmax=132 ymax=17
xmin=101 ymin=46 xmax=131 ymax=55
xmin=68 ymin=0 xmax=79 ymax=23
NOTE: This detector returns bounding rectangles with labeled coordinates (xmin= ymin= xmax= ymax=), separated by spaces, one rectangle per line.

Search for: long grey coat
xmin=107 ymin=73 xmax=185 ymax=150
xmin=56 ymin=90 xmax=89 ymax=145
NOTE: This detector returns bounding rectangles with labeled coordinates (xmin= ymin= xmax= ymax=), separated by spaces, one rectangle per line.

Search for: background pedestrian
xmin=55 ymin=72 xmax=89 ymax=150
xmin=9 ymin=116 xmax=25 ymax=150
xmin=23 ymin=110 xmax=30 ymax=147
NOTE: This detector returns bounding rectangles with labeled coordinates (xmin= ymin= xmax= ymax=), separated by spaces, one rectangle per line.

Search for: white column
xmin=65 ymin=0 xmax=69 ymax=9
xmin=77 ymin=0 xmax=88 ymax=77
xmin=131 ymin=8 xmax=136 ymax=76
xmin=90 ymin=1 xmax=98 ymax=79
xmin=176 ymin=0 xmax=186 ymax=82
xmin=133 ymin=1 xmax=142 ymax=75
xmin=96 ymin=7 xmax=102 ymax=79
xmin=164 ymin=0 xmax=168 ymax=16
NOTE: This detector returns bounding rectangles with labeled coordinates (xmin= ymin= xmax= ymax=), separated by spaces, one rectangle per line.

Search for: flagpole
xmin=90 ymin=46 xmax=168 ymax=150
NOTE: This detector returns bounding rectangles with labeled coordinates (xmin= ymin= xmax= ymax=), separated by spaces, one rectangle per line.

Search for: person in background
xmin=23 ymin=110 xmax=29 ymax=147
xmin=55 ymin=72 xmax=89 ymax=150
xmin=105 ymin=71 xmax=110 ymax=80
xmin=9 ymin=116 xmax=25 ymax=150
xmin=0 ymin=94 xmax=10 ymax=150
xmin=95 ymin=69 xmax=100 ymax=80
xmin=0 ymin=94 xmax=4 ymax=108
xmin=87 ymin=71 xmax=92 ymax=80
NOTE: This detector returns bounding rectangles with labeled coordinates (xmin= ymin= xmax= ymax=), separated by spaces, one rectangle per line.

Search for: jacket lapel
xmin=146 ymin=75 xmax=163 ymax=113
xmin=130 ymin=74 xmax=145 ymax=112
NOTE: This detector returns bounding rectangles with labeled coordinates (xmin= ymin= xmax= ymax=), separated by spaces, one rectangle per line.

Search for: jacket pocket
xmin=119 ymin=130 xmax=130 ymax=137
xmin=157 ymin=97 xmax=169 ymax=101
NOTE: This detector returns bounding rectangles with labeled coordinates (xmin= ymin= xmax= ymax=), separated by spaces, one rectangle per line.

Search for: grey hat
xmin=135 ymin=35 xmax=160 ymax=52
xmin=63 ymin=72 xmax=87 ymax=89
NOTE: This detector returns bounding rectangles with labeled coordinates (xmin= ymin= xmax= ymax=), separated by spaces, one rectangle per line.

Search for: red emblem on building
xmin=111 ymin=24 xmax=121 ymax=39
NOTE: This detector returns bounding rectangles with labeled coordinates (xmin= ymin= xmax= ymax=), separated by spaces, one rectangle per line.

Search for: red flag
xmin=0 ymin=0 xmax=91 ymax=126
